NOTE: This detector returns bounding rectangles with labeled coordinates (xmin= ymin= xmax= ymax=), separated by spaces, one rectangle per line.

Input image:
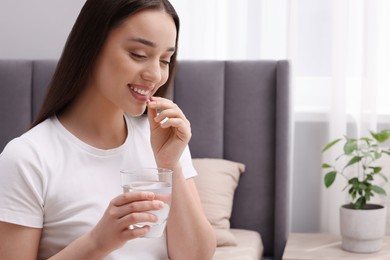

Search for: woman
xmin=0 ymin=0 xmax=216 ymax=259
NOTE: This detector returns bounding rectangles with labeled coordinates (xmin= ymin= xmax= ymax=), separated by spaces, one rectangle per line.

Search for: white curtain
xmin=170 ymin=0 xmax=291 ymax=60
xmin=322 ymin=0 xmax=390 ymax=234
xmin=170 ymin=0 xmax=390 ymax=233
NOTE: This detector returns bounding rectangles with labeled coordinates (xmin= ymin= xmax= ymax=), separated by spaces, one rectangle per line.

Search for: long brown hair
xmin=31 ymin=0 xmax=179 ymax=128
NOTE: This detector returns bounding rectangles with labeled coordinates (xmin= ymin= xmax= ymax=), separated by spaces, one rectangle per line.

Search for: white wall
xmin=0 ymin=0 xmax=85 ymax=59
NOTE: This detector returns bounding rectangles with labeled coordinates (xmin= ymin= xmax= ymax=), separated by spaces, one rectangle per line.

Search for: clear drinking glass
xmin=120 ymin=168 xmax=173 ymax=238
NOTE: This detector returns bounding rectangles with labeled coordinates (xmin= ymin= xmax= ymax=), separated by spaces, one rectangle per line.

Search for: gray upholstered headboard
xmin=0 ymin=60 xmax=290 ymax=259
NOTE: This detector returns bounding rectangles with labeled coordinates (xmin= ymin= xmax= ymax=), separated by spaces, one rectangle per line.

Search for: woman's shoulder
xmin=0 ymin=134 xmax=41 ymax=169
xmin=0 ymin=117 xmax=57 ymax=160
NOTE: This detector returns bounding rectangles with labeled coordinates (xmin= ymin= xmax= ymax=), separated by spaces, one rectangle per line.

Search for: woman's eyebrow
xmin=129 ymin=37 xmax=175 ymax=52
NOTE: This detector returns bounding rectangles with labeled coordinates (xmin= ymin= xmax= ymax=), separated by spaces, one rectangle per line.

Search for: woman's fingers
xmin=90 ymin=192 xmax=165 ymax=251
xmin=148 ymin=97 xmax=187 ymax=120
xmin=147 ymin=96 xmax=173 ymax=108
xmin=147 ymin=97 xmax=190 ymax=134
xmin=118 ymin=211 xmax=158 ymax=228
xmin=111 ymin=192 xmax=164 ymax=218
xmin=121 ymin=225 xmax=151 ymax=240
xmin=154 ymin=108 xmax=189 ymax=125
xmin=107 ymin=192 xmax=163 ymax=231
xmin=118 ymin=200 xmax=164 ymax=219
xmin=147 ymin=96 xmax=192 ymax=167
xmin=112 ymin=191 xmax=154 ymax=207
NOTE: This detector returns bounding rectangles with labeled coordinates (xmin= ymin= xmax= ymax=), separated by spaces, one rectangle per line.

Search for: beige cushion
xmin=213 ymin=229 xmax=263 ymax=260
xmin=192 ymin=158 xmax=245 ymax=246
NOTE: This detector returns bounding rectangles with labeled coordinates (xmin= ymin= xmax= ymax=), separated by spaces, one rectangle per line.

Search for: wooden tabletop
xmin=282 ymin=233 xmax=390 ymax=260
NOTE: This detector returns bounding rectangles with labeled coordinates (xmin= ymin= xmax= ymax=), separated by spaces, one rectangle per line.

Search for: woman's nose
xmin=141 ymin=61 xmax=162 ymax=84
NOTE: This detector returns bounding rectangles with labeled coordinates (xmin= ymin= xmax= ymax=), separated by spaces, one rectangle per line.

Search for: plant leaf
xmin=371 ymin=166 xmax=382 ymax=174
xmin=344 ymin=140 xmax=357 ymax=155
xmin=344 ymin=156 xmax=362 ymax=168
xmin=321 ymin=163 xmax=332 ymax=169
xmin=358 ymin=183 xmax=366 ymax=191
xmin=379 ymin=173 xmax=389 ymax=182
xmin=370 ymin=130 xmax=390 ymax=143
xmin=364 ymin=192 xmax=372 ymax=201
xmin=354 ymin=197 xmax=366 ymax=209
xmin=348 ymin=177 xmax=358 ymax=185
xmin=374 ymin=152 xmax=381 ymax=160
xmin=321 ymin=138 xmax=342 ymax=153
xmin=324 ymin=171 xmax=337 ymax=188
xmin=372 ymin=185 xmax=387 ymax=196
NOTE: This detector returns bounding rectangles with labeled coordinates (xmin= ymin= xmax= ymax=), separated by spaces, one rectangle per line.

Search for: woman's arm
xmin=0 ymin=212 xmax=108 ymax=260
xmin=0 ymin=222 xmax=41 ymax=260
xmin=167 ymin=165 xmax=217 ymax=260
xmin=147 ymin=97 xmax=217 ymax=259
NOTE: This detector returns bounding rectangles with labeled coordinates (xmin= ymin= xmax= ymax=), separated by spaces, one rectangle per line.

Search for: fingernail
xmin=145 ymin=192 xmax=154 ymax=198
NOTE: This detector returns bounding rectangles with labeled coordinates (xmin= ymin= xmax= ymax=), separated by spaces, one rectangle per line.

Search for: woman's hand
xmin=147 ymin=96 xmax=191 ymax=168
xmin=89 ymin=192 xmax=164 ymax=255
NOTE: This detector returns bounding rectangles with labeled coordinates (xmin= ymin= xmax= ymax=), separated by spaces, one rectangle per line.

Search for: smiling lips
xmin=129 ymin=84 xmax=151 ymax=101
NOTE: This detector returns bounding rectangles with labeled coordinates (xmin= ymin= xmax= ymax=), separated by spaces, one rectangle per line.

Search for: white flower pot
xmin=340 ymin=204 xmax=387 ymax=253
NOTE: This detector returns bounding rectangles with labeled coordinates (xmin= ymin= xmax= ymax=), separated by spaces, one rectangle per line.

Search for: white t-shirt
xmin=0 ymin=114 xmax=197 ymax=260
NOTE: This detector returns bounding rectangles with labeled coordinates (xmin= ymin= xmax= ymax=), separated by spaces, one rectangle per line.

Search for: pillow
xmin=192 ymin=158 xmax=245 ymax=246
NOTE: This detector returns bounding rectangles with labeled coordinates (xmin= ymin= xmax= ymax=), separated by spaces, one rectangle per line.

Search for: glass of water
xmin=120 ymin=168 xmax=173 ymax=238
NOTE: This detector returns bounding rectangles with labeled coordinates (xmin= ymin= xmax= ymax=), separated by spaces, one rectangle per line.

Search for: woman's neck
xmin=58 ymin=88 xmax=127 ymax=149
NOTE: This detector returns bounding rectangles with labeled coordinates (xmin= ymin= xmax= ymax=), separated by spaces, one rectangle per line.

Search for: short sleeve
xmin=0 ymin=138 xmax=45 ymax=228
xmin=179 ymin=145 xmax=197 ymax=179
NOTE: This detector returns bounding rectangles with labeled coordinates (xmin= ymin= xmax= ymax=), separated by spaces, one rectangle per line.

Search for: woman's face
xmin=89 ymin=9 xmax=177 ymax=116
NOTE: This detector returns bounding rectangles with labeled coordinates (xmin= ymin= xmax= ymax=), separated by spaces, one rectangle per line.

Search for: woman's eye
xmin=131 ymin=53 xmax=146 ymax=59
xmin=160 ymin=60 xmax=170 ymax=66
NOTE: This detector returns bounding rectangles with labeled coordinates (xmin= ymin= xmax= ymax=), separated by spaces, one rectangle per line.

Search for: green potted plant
xmin=321 ymin=129 xmax=390 ymax=253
